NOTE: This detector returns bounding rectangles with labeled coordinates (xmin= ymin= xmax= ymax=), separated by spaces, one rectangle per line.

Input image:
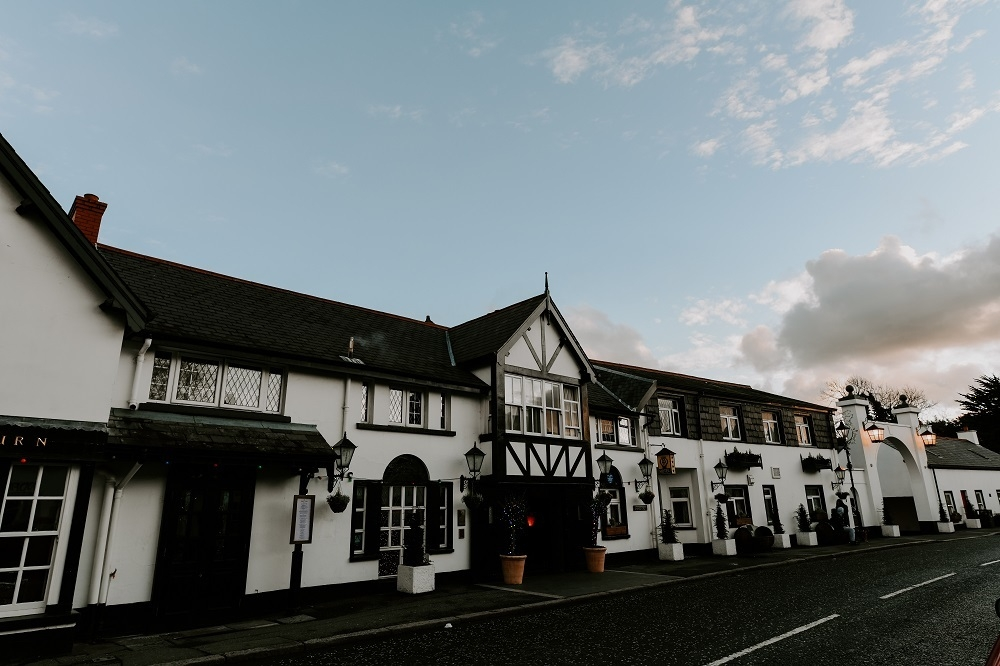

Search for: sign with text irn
xmin=290 ymin=495 xmax=315 ymax=544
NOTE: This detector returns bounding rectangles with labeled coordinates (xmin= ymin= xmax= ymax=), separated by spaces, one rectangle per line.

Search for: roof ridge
xmin=98 ymin=244 xmax=448 ymax=329
xmin=450 ymin=292 xmax=546 ymax=331
xmin=593 ymin=359 xmax=753 ymax=389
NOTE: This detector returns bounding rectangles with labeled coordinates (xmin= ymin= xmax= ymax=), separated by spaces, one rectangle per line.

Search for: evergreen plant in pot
xmin=771 ymin=510 xmax=791 ymax=549
xmin=937 ymin=501 xmax=956 ymax=533
xmin=795 ymin=504 xmax=818 ymax=546
xmin=712 ymin=502 xmax=736 ymax=556
xmin=498 ymin=493 xmax=527 ymax=584
xmin=397 ymin=510 xmax=434 ymax=594
xmin=881 ymin=499 xmax=900 ymax=537
xmin=583 ymin=494 xmax=609 ymax=572
xmin=657 ymin=510 xmax=683 ymax=561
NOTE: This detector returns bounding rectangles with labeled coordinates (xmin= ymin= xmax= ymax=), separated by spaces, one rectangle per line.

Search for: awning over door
xmin=0 ymin=414 xmax=108 ymax=461
xmin=107 ymin=408 xmax=336 ymax=466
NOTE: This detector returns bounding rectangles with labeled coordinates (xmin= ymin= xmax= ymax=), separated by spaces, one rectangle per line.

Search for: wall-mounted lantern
xmin=864 ymin=422 xmax=885 ymax=443
xmin=919 ymin=426 xmax=937 ymax=447
xmin=634 ymin=456 xmax=654 ymax=491
xmin=711 ymin=459 xmax=727 ymax=492
xmin=461 ymin=442 xmax=486 ymax=491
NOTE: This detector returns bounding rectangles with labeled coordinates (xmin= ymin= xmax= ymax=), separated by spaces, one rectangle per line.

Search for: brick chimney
xmin=68 ymin=193 xmax=108 ymax=244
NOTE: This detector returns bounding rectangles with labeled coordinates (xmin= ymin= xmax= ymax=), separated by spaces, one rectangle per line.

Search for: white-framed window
xmin=795 ymin=415 xmax=813 ymax=446
xmin=388 ymin=388 xmax=423 ymax=426
xmin=805 ymin=485 xmax=826 ymax=519
xmin=597 ymin=417 xmax=637 ymax=446
xmin=351 ymin=485 xmax=367 ymax=556
xmin=944 ymin=490 xmax=956 ymax=516
xmin=0 ymin=464 xmax=68 ymax=616
xmin=148 ymin=351 xmax=283 ymax=413
xmin=439 ymin=394 xmax=448 ymax=430
xmin=762 ymin=411 xmax=781 ymax=443
xmin=720 ymin=406 xmax=741 ymax=441
xmin=504 ymin=374 xmax=582 ymax=439
xmin=762 ymin=485 xmax=778 ymax=526
xmin=360 ymin=383 xmax=370 ymax=423
xmin=606 ymin=489 xmax=623 ymax=527
xmin=725 ymin=485 xmax=752 ymax=525
xmin=668 ymin=487 xmax=691 ymax=526
xmin=659 ymin=398 xmax=682 ymax=436
xmin=976 ymin=490 xmax=986 ymax=510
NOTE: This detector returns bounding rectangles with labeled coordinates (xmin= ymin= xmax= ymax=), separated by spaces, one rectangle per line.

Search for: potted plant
xmin=583 ymin=494 xmax=609 ymax=572
xmin=462 ymin=492 xmax=484 ymax=510
xmin=657 ymin=510 xmax=683 ymax=561
xmin=772 ymin=510 xmax=791 ymax=549
xmin=498 ymin=493 xmax=527 ymax=584
xmin=936 ymin=501 xmax=955 ymax=533
xmin=795 ymin=504 xmax=818 ymax=547
xmin=881 ymin=499 xmax=900 ymax=537
xmin=397 ymin=510 xmax=434 ymax=594
xmin=326 ymin=489 xmax=350 ymax=513
xmin=712 ymin=502 xmax=736 ymax=556
xmin=638 ymin=489 xmax=655 ymax=505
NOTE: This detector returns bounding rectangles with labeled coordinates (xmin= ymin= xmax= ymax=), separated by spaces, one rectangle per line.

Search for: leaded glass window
xmin=175 ymin=359 xmax=219 ymax=403
xmin=388 ymin=389 xmax=403 ymax=423
xmin=360 ymin=383 xmax=369 ymax=423
xmin=659 ymin=398 xmax=682 ymax=435
xmin=265 ymin=370 xmax=282 ymax=412
xmin=148 ymin=352 xmax=171 ymax=401
xmin=224 ymin=365 xmax=262 ymax=408
xmin=720 ymin=406 xmax=741 ymax=441
xmin=407 ymin=391 xmax=422 ymax=426
xmin=795 ymin=415 xmax=813 ymax=445
xmin=763 ymin=411 xmax=780 ymax=443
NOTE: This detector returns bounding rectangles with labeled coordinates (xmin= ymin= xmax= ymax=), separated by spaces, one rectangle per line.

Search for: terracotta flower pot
xmin=583 ymin=546 xmax=606 ymax=573
xmin=499 ymin=554 xmax=526 ymax=584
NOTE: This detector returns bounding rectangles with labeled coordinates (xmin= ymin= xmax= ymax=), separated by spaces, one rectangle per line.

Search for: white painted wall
xmin=876 ymin=443 xmax=912 ymax=496
xmin=0 ymin=178 xmax=125 ymax=422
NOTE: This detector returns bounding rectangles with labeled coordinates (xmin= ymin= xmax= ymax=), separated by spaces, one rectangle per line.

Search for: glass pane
xmin=8 ymin=466 xmax=39 ymax=496
xmin=390 ymin=530 xmax=401 ymax=547
xmin=31 ymin=500 xmax=61 ymax=532
xmin=354 ymin=485 xmax=365 ymax=505
xmin=388 ymin=390 xmax=403 ymax=423
xmin=404 ymin=486 xmax=414 ymax=504
xmin=0 ymin=537 xmax=24 ymax=568
xmin=526 ymin=380 xmax=542 ymax=407
xmin=17 ymin=569 xmax=48 ymax=603
xmin=148 ymin=352 xmax=172 ymax=401
xmin=223 ymin=365 xmax=262 ymax=408
xmin=24 ymin=536 xmax=55 ymax=566
xmin=416 ymin=487 xmax=425 ymax=505
xmin=391 ymin=510 xmax=401 ymax=527
xmin=38 ymin=467 xmax=67 ymax=497
xmin=545 ymin=383 xmax=561 ymax=408
xmin=380 ymin=510 xmax=389 ymax=528
xmin=0 ymin=571 xmax=16 ymax=605
xmin=1 ymin=500 xmax=32 ymax=532
xmin=266 ymin=370 xmax=283 ymax=412
xmin=378 ymin=530 xmax=389 ymax=547
xmin=175 ymin=359 xmax=219 ymax=403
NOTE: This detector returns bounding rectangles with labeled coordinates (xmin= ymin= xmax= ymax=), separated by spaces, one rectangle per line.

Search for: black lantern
xmin=711 ymin=459 xmax=727 ymax=491
xmin=864 ymin=422 xmax=885 ymax=443
xmin=835 ymin=420 xmax=850 ymax=445
xmin=596 ymin=452 xmax=614 ymax=476
xmin=919 ymin=426 xmax=937 ymax=447
xmin=634 ymin=456 xmax=654 ymax=492
xmin=331 ymin=435 xmax=357 ymax=480
xmin=461 ymin=442 xmax=486 ymax=491
xmin=655 ymin=447 xmax=676 ymax=474
xmin=832 ymin=464 xmax=847 ymax=490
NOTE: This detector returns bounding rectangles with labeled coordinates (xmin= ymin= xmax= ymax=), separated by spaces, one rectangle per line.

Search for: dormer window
xmin=148 ymin=351 xmax=283 ymax=413
xmin=597 ymin=416 xmax=637 ymax=447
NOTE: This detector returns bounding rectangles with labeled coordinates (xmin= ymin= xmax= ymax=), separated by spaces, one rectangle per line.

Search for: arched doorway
xmin=876 ymin=437 xmax=932 ymax=531
xmin=378 ymin=455 xmax=429 ymax=577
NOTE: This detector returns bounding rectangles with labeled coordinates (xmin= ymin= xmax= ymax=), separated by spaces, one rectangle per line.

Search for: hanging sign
xmin=290 ymin=495 xmax=315 ymax=544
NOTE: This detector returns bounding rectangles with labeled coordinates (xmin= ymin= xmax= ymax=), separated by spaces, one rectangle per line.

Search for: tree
xmin=824 ymin=375 xmax=934 ymax=422
xmin=956 ymin=375 xmax=1000 ymax=453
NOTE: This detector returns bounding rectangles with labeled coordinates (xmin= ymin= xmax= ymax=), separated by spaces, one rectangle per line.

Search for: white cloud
xmin=170 ymin=57 xmax=202 ymax=76
xmin=679 ymin=298 xmax=747 ymax=327
xmin=786 ymin=0 xmax=855 ymax=52
xmin=692 ymin=137 xmax=722 ymax=157
xmin=58 ymin=14 xmax=118 ymax=39
xmin=314 ymin=160 xmax=349 ymax=178
xmin=449 ymin=12 xmax=499 ymax=58
xmin=368 ymin=104 xmax=424 ymax=122
xmin=564 ymin=305 xmax=656 ymax=367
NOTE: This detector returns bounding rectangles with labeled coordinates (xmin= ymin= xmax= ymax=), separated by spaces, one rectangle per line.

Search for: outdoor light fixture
xmin=634 ymin=455 xmax=654 ymax=491
xmin=331 ymin=435 xmax=357 ymax=480
xmin=864 ymin=422 xmax=885 ymax=443
xmin=832 ymin=464 xmax=847 ymax=490
xmin=595 ymin=452 xmax=614 ymax=488
xmin=711 ymin=459 xmax=728 ymax=492
xmin=919 ymin=425 xmax=937 ymax=447
xmin=835 ymin=420 xmax=850 ymax=444
xmin=655 ymin=447 xmax=677 ymax=474
xmin=460 ymin=442 xmax=486 ymax=492
xmin=746 ymin=473 xmax=755 ymax=487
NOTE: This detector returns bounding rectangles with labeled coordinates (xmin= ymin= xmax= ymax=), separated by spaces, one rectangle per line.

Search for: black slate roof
xmin=448 ymin=294 xmax=546 ymax=364
xmin=99 ymin=246 xmax=486 ymax=388
xmin=592 ymin=366 xmax=654 ymax=413
xmin=926 ymin=437 xmax=1000 ymax=470
xmin=593 ymin=360 xmax=831 ymax=412
xmin=107 ymin=408 xmax=336 ymax=465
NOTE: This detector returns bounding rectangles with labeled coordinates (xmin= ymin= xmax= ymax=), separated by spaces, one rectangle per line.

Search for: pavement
xmin=23 ymin=528 xmax=1000 ymax=666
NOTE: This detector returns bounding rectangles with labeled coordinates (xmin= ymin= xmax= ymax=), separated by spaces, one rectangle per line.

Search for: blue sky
xmin=3 ymin=1 xmax=1000 ymax=416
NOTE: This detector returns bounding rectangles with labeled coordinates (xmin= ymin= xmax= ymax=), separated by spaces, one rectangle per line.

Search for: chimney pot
xmin=69 ymin=193 xmax=108 ymax=245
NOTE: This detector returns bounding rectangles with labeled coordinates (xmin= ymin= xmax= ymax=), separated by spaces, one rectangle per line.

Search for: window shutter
xmin=361 ymin=481 xmax=382 ymax=558
xmin=645 ymin=398 xmax=661 ymax=437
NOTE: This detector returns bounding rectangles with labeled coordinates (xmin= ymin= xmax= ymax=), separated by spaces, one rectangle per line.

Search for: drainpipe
xmin=97 ymin=463 xmax=143 ymax=606
xmin=88 ymin=475 xmax=116 ymax=606
xmin=128 ymin=338 xmax=153 ymax=409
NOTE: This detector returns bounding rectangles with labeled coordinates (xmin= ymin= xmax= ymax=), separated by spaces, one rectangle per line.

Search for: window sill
xmin=355 ymin=423 xmax=456 ymax=437
xmin=594 ymin=443 xmax=641 ymax=453
xmin=136 ymin=402 xmax=292 ymax=422
xmin=503 ymin=433 xmax=585 ymax=446
xmin=601 ymin=534 xmax=630 ymax=540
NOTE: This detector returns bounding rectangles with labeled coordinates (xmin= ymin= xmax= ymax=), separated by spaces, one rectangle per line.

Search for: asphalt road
xmin=266 ymin=536 xmax=1000 ymax=665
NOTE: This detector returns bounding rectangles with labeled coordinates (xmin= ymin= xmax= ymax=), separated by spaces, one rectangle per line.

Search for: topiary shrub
xmin=714 ymin=503 xmax=728 ymax=540
xmin=660 ymin=510 xmax=678 ymax=544
xmin=796 ymin=504 xmax=812 ymax=532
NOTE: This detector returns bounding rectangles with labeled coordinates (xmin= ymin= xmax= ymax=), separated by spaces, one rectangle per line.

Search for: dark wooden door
xmin=153 ymin=464 xmax=256 ymax=624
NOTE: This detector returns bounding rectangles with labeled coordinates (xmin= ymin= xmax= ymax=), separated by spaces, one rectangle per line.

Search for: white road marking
xmin=879 ymin=572 xmax=956 ymax=599
xmin=981 ymin=560 xmax=1000 ymax=567
xmin=702 ymin=614 xmax=840 ymax=666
